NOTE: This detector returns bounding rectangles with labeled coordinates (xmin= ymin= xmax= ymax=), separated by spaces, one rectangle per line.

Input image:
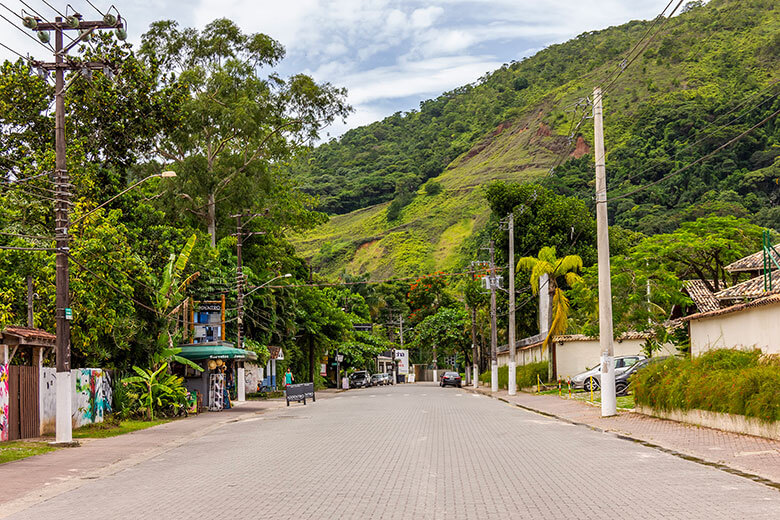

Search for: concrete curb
xmin=462 ymin=386 xmax=780 ymax=491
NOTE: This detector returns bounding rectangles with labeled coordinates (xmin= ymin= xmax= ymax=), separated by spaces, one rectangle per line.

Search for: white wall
xmin=497 ymin=343 xmax=547 ymax=368
xmin=690 ymin=303 xmax=780 ymax=356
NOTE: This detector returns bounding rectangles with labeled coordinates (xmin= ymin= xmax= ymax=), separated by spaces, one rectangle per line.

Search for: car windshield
xmin=444 ymin=372 xmax=459 ymax=377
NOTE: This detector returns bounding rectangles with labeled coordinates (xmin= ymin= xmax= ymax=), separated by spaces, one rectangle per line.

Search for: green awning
xmin=177 ymin=343 xmax=258 ymax=361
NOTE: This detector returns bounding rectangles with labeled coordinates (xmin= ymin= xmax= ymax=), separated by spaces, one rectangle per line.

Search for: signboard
xmin=395 ymin=349 xmax=409 ymax=375
xmin=320 ymin=363 xmax=327 ymax=376
xmin=64 ymin=308 xmax=73 ymax=320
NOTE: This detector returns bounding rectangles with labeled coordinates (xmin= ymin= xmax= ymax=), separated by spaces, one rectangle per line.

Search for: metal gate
xmin=7 ymin=366 xmax=40 ymax=440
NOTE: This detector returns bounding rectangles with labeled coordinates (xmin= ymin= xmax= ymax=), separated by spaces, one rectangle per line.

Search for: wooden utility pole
xmin=234 ymin=214 xmax=244 ymax=349
xmin=507 ymin=213 xmax=517 ymax=395
xmin=29 ymin=13 xmax=126 ymax=444
xmin=26 ymin=276 xmax=35 ymax=327
xmin=593 ymin=87 xmax=616 ymax=417
xmin=489 ymin=240 xmax=498 ymax=393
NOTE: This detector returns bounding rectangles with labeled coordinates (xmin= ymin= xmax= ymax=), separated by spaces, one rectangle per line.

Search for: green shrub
xmin=479 ymin=361 xmax=548 ymax=390
xmin=633 ymin=349 xmax=780 ymax=422
xmin=423 ymin=180 xmax=443 ymax=196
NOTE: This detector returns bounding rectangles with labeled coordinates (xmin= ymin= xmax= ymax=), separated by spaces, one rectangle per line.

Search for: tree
xmin=140 ymin=19 xmax=350 ymax=246
xmin=516 ymin=246 xmax=582 ymax=380
xmin=631 ymin=216 xmax=763 ymax=292
xmin=410 ymin=307 xmax=470 ymax=370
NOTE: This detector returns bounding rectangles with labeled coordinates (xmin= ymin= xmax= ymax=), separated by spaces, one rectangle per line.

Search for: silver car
xmin=569 ymin=355 xmax=645 ymax=391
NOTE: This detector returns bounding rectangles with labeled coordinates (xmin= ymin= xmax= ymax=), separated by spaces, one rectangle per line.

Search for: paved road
xmin=5 ymin=384 xmax=779 ymax=519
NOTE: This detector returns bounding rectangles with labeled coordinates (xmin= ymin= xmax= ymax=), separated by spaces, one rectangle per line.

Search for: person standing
xmin=284 ymin=368 xmax=294 ymax=387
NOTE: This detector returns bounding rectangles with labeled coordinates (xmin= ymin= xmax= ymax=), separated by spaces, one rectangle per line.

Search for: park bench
xmin=285 ymin=382 xmax=315 ymax=406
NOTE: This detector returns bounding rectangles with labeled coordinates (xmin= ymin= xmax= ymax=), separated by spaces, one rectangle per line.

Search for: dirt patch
xmin=570 ymin=136 xmax=591 ymax=158
xmin=536 ymin=123 xmax=552 ymax=137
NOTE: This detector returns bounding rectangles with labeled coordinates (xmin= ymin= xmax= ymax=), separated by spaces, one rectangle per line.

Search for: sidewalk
xmin=468 ymin=386 xmax=780 ymax=486
xmin=0 ymin=398 xmax=287 ymax=516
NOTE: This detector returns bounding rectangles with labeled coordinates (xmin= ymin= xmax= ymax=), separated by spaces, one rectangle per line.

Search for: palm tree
xmin=516 ymin=246 xmax=583 ymax=381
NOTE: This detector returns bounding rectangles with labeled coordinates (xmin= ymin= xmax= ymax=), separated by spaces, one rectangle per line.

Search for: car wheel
xmin=615 ymin=382 xmax=628 ymax=396
xmin=583 ymin=378 xmax=599 ymax=392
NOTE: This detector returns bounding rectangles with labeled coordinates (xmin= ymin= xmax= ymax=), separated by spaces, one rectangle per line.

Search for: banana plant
xmin=123 ymin=363 xmax=173 ymax=421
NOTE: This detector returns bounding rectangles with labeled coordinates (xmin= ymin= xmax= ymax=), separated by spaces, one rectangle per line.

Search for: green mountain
xmin=294 ymin=0 xmax=780 ymax=279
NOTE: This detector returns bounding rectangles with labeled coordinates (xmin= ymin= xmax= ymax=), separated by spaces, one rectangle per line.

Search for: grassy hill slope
xmin=293 ymin=0 xmax=780 ymax=279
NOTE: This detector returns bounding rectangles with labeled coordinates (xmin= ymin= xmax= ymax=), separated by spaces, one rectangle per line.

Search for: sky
xmin=0 ymin=1 xmax=670 ymax=139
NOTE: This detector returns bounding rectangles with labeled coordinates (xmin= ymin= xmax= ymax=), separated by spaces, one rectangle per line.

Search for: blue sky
xmin=0 ymin=1 xmax=671 ymax=138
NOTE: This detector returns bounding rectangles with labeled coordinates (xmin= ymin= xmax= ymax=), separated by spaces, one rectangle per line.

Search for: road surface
xmin=5 ymin=383 xmax=779 ymax=519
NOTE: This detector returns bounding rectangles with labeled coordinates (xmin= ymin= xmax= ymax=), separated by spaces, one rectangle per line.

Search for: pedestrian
xmin=284 ymin=368 xmax=294 ymax=387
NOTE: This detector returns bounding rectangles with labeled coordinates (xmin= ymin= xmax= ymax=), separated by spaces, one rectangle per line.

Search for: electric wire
xmin=607 ymin=106 xmax=780 ymax=202
xmin=0 ymin=40 xmax=26 ymax=59
xmin=0 ymin=181 xmax=57 ymax=202
xmin=84 ymin=0 xmax=105 ymax=16
xmin=3 ymin=170 xmax=52 ymax=184
xmin=0 ymin=11 xmax=54 ymax=51
xmin=0 ymin=230 xmax=52 ymax=240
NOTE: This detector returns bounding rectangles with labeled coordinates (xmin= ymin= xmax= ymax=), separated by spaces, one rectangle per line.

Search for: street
xmin=5 ymin=383 xmax=780 ymax=520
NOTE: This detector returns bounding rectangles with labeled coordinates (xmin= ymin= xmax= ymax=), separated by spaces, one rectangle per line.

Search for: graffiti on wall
xmin=0 ymin=363 xmax=8 ymax=441
xmin=209 ymin=373 xmax=224 ymax=411
xmin=73 ymin=369 xmax=112 ymax=428
xmin=244 ymin=363 xmax=263 ymax=394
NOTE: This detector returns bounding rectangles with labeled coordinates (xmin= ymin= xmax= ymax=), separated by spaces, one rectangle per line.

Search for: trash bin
xmin=398 ymin=374 xmax=406 ymax=383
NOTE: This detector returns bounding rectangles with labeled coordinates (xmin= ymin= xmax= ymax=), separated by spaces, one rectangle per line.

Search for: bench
xmin=285 ymin=382 xmax=315 ymax=406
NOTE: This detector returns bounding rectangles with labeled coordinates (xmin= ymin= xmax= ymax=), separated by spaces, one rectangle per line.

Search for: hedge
xmin=632 ymin=349 xmax=780 ymax=423
xmin=479 ymin=361 xmax=549 ymax=390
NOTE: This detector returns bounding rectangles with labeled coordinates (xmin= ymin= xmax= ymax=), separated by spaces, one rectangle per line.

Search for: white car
xmin=569 ymin=355 xmax=645 ymax=391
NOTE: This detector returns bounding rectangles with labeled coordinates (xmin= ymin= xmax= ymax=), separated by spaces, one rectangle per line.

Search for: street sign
xmin=395 ymin=349 xmax=409 ymax=375
xmin=336 ymin=354 xmax=344 ymax=362
xmin=64 ymin=308 xmax=73 ymax=320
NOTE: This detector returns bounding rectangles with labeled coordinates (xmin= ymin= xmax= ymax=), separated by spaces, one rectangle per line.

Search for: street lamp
xmin=243 ymin=273 xmax=292 ymax=298
xmin=70 ymin=171 xmax=176 ymax=227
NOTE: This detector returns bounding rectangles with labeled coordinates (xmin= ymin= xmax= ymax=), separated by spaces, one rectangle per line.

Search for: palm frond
xmin=554 ymin=255 xmax=583 ymax=277
xmin=564 ymin=271 xmax=583 ymax=288
xmin=543 ymin=287 xmax=570 ymax=350
xmin=516 ymin=256 xmax=537 ymax=272
xmin=529 ymin=261 xmax=554 ymax=295
xmin=538 ymin=246 xmax=558 ymax=265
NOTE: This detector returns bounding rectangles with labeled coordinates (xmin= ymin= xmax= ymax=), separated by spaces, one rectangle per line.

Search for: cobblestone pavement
xmin=4 ymin=384 xmax=779 ymax=520
xmin=474 ymin=387 xmax=780 ymax=484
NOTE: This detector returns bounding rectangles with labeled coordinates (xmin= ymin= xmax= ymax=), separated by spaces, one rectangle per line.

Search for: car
xmin=570 ymin=355 xmax=646 ymax=391
xmin=384 ymin=373 xmax=394 ymax=385
xmin=440 ymin=371 xmax=462 ymax=388
xmin=349 ymin=371 xmax=371 ymax=388
xmin=371 ymin=373 xmax=384 ymax=386
xmin=615 ymin=356 xmax=670 ymax=396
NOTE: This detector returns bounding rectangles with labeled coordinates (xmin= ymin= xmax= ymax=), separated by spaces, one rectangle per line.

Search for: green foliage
xmin=410 ymin=307 xmax=470 ymax=365
xmin=423 ymin=180 xmax=443 ymax=196
xmin=123 ymin=363 xmax=189 ymax=421
xmin=479 ymin=361 xmax=549 ymax=389
xmin=633 ymin=349 xmax=780 ymax=422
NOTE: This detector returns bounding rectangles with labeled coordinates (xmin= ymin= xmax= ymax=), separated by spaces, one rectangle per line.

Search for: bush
xmin=633 ymin=349 xmax=780 ymax=422
xmin=479 ymin=361 xmax=548 ymax=390
xmin=423 ymin=180 xmax=443 ymax=196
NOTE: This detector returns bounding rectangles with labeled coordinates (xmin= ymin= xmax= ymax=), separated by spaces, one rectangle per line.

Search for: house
xmin=684 ymin=246 xmax=780 ymax=356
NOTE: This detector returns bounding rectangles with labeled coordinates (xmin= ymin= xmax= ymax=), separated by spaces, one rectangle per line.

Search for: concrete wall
xmin=0 ymin=362 xmax=8 ymax=441
xmin=497 ymin=338 xmax=675 ymax=380
xmin=244 ymin=363 xmax=263 ymax=394
xmin=690 ymin=303 xmax=780 ymax=356
xmin=40 ymin=368 xmax=112 ymax=434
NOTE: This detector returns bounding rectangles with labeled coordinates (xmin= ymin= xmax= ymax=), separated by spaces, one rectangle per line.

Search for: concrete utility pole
xmin=29 ymin=13 xmax=126 ymax=445
xmin=593 ymin=87 xmax=616 ymax=417
xmin=469 ymin=264 xmax=478 ymax=388
xmin=507 ymin=213 xmax=517 ymax=395
xmin=489 ymin=240 xmax=498 ymax=393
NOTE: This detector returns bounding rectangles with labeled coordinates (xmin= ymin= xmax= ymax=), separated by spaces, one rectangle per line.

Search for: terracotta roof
xmin=1 ymin=326 xmax=55 ymax=343
xmin=724 ymin=250 xmax=765 ymax=273
xmin=683 ymin=280 xmax=720 ymax=313
xmin=682 ymin=292 xmax=780 ymax=322
xmin=714 ymin=271 xmax=780 ymax=300
xmin=554 ymin=331 xmax=654 ymax=342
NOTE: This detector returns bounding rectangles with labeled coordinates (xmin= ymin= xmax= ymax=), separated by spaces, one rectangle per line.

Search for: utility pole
xmin=507 ymin=213 xmax=517 ymax=395
xmin=470 ymin=265 xmax=478 ymax=388
xmin=27 ymin=276 xmax=35 ymax=327
xmin=28 ymin=12 xmax=126 ymax=445
xmin=593 ymin=87 xmax=616 ymax=417
xmin=489 ymin=240 xmax=498 ymax=393
xmin=234 ymin=214 xmax=244 ymax=349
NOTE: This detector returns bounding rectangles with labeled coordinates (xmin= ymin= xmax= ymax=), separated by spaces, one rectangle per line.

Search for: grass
xmin=534 ymin=388 xmax=636 ymax=409
xmin=0 ymin=441 xmax=58 ymax=464
xmin=41 ymin=418 xmax=173 ymax=440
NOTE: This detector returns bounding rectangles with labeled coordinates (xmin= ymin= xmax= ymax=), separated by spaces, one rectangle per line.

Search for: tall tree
xmin=140 ymin=19 xmax=350 ymax=246
xmin=516 ymin=246 xmax=582 ymax=380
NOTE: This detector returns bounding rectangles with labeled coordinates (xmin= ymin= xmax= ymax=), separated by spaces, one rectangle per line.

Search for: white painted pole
xmin=593 ymin=87 xmax=616 ymax=417
xmin=237 ymin=366 xmax=246 ymax=402
xmin=489 ymin=240 xmax=499 ymax=393
xmin=508 ymin=213 xmax=517 ymax=396
xmin=55 ymin=371 xmax=72 ymax=443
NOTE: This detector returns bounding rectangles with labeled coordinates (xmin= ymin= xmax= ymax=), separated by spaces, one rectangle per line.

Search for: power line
xmin=611 ymin=84 xmax=780 ymax=187
xmin=0 ymin=231 xmax=53 ymax=240
xmin=609 ymin=106 xmax=780 ymax=202
xmin=0 ymin=11 xmax=53 ymax=51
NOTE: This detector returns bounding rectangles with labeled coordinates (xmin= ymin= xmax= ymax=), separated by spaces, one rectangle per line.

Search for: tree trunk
xmin=207 ymin=192 xmax=217 ymax=247
xmin=308 ymin=335 xmax=314 ymax=383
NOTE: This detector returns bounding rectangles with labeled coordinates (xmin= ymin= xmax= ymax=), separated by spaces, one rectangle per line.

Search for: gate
xmin=7 ymin=366 xmax=40 ymax=440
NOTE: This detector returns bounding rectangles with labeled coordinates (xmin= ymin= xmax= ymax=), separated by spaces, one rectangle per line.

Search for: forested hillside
xmin=294 ymin=0 xmax=780 ymax=278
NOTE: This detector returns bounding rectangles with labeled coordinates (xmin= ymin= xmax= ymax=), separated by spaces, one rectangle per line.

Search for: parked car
xmin=371 ymin=373 xmax=384 ymax=386
xmin=570 ymin=355 xmax=646 ymax=391
xmin=381 ymin=373 xmax=394 ymax=385
xmin=440 ymin=371 xmax=462 ymax=388
xmin=615 ymin=356 xmax=670 ymax=396
xmin=349 ymin=371 xmax=371 ymax=388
